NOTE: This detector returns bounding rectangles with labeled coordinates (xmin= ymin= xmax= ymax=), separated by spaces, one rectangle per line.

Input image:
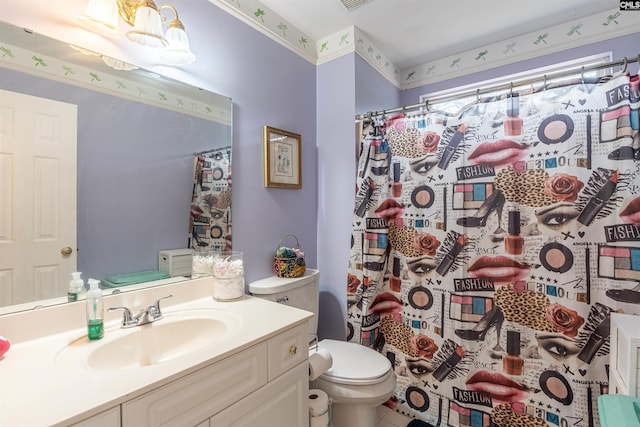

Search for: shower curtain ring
xmin=509 ymin=82 xmax=513 ymax=97
xmin=476 ymin=88 xmax=480 ymax=102
xmin=581 ymin=66 xmax=585 ymax=85
xmin=542 ymin=74 xmax=547 ymax=91
xmin=424 ymin=100 xmax=430 ymax=111
xmin=622 ymin=57 xmax=628 ymax=73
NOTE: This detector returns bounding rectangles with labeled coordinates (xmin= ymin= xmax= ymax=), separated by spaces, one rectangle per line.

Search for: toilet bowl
xmin=248 ymin=270 xmax=397 ymax=427
xmin=313 ymin=339 xmax=396 ymax=427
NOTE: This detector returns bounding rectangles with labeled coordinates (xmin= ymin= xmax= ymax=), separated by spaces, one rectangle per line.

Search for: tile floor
xmin=376 ymin=405 xmax=413 ymax=427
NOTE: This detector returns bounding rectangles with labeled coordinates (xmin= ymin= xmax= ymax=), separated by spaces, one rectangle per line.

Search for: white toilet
xmin=249 ymin=269 xmax=396 ymax=427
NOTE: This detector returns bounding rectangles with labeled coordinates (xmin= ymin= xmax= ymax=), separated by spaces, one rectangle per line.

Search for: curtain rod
xmin=195 ymin=145 xmax=231 ymax=156
xmin=358 ymin=53 xmax=640 ymax=120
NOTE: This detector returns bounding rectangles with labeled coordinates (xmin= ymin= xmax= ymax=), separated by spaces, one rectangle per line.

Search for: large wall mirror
xmin=0 ymin=21 xmax=233 ymax=313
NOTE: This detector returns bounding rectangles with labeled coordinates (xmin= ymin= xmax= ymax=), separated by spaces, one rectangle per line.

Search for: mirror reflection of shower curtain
xmin=189 ymin=147 xmax=232 ymax=251
xmin=348 ymin=72 xmax=639 ymax=426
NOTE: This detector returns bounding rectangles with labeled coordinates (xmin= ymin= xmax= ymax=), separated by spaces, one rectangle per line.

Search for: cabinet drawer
xmin=71 ymin=406 xmax=120 ymax=427
xmin=267 ymin=322 xmax=308 ymax=381
xmin=122 ymin=342 xmax=268 ymax=427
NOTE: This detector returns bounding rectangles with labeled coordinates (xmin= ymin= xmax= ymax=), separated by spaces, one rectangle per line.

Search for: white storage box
xmin=159 ymin=249 xmax=193 ymax=277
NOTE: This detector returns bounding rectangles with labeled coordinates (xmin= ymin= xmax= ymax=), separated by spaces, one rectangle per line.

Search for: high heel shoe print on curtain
xmin=455 ymin=306 xmax=504 ymax=350
xmin=457 ymin=190 xmax=506 ymax=231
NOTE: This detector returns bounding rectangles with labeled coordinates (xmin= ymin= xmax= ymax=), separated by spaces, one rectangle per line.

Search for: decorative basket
xmin=273 ymin=233 xmax=306 ymax=278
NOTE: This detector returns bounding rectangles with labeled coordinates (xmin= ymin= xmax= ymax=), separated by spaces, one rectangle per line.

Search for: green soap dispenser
xmin=86 ymin=279 xmax=104 ymax=340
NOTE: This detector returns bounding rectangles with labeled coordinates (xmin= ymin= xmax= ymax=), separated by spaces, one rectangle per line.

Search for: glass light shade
xmin=125 ymin=6 xmax=167 ymax=47
xmin=77 ymin=0 xmax=120 ymax=36
xmin=159 ymin=26 xmax=196 ymax=65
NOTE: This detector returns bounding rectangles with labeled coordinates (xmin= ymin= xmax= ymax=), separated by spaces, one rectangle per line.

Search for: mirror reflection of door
xmin=0 ymin=89 xmax=77 ymax=306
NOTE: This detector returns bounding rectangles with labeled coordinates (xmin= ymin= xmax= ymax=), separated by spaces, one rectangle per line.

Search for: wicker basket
xmin=273 ymin=233 xmax=306 ymax=278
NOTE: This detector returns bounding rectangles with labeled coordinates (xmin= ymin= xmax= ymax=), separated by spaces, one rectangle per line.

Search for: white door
xmin=0 ymin=89 xmax=77 ymax=306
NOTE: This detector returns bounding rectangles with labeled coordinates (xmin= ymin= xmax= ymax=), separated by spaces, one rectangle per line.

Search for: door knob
xmin=61 ymin=246 xmax=73 ymax=256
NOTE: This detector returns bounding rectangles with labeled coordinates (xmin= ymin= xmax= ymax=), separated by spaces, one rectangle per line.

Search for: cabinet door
xmin=211 ymin=362 xmax=308 ymax=427
xmin=71 ymin=406 xmax=120 ymax=427
xmin=267 ymin=322 xmax=308 ymax=380
xmin=122 ymin=343 xmax=268 ymax=427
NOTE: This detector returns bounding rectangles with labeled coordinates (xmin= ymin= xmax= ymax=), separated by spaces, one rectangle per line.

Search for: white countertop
xmin=0 ymin=278 xmax=312 ymax=426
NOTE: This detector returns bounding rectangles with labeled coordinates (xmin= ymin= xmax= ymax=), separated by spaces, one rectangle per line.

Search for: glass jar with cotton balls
xmin=211 ymin=251 xmax=245 ymax=301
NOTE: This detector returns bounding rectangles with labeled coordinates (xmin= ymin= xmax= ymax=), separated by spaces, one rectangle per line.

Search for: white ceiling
xmin=258 ymin=0 xmax=620 ymax=70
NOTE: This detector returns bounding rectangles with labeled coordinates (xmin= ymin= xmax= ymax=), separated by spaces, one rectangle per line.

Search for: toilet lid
xmin=319 ymin=339 xmax=391 ymax=384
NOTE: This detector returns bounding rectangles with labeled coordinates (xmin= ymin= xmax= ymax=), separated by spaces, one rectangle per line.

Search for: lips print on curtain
xmin=347 ymin=71 xmax=639 ymax=427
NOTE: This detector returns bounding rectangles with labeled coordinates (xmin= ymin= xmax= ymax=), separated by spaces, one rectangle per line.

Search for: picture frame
xmin=263 ymin=126 xmax=302 ymax=189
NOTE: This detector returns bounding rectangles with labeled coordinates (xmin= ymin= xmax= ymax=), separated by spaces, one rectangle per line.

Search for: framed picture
xmin=263 ymin=126 xmax=302 ymax=189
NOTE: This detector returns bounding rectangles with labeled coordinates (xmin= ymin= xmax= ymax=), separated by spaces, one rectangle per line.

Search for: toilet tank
xmin=249 ymin=269 xmax=319 ymax=340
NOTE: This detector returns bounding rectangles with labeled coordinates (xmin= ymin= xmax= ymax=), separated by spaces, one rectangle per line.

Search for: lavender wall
xmin=355 ymin=55 xmax=402 ymax=115
xmin=178 ymin=2 xmax=319 ymax=284
xmin=316 ymin=54 xmax=356 ymax=339
xmin=4 ymin=0 xmax=318 ymax=287
xmin=315 ymin=54 xmax=403 ymax=339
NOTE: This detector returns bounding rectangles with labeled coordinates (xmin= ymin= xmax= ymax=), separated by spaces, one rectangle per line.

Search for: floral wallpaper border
xmin=216 ymin=1 xmax=639 ymax=90
xmin=0 ymin=42 xmax=232 ymax=126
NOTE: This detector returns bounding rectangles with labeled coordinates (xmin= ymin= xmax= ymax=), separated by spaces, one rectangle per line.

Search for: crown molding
xmin=213 ymin=0 xmax=317 ymax=63
xmin=212 ymin=1 xmax=639 ymax=90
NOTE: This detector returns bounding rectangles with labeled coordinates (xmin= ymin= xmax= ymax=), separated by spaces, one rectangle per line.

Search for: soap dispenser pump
xmin=68 ymin=272 xmax=84 ymax=302
xmin=86 ymin=279 xmax=104 ymax=340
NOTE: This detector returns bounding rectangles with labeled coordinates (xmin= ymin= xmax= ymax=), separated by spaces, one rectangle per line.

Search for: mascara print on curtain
xmin=348 ymin=71 xmax=639 ymax=427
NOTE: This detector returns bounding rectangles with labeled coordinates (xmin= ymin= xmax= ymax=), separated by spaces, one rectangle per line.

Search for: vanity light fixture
xmin=78 ymin=0 xmax=196 ymax=66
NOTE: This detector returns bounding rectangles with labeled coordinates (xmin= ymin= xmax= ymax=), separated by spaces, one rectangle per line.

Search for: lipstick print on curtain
xmin=347 ymin=71 xmax=639 ymax=427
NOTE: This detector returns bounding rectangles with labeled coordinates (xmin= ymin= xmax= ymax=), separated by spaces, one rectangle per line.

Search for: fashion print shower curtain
xmin=348 ymin=71 xmax=639 ymax=427
xmin=190 ymin=148 xmax=232 ymax=251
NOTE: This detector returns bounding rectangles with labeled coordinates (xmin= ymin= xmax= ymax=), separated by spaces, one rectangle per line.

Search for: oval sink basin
xmin=55 ymin=309 xmax=242 ymax=370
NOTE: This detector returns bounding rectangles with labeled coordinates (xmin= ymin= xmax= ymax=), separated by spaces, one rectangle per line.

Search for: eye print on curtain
xmin=348 ymin=72 xmax=639 ymax=426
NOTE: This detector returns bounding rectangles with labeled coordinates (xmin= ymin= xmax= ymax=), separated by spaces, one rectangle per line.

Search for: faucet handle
xmin=147 ymin=294 xmax=173 ymax=320
xmin=108 ymin=306 xmax=138 ymax=328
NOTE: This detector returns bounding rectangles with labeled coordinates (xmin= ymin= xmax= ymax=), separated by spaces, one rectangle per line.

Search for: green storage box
xmin=598 ymin=394 xmax=640 ymax=427
xmin=102 ymin=270 xmax=171 ymax=288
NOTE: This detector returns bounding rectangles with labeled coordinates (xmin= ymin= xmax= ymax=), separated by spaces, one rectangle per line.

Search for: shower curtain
xmin=189 ymin=147 xmax=232 ymax=251
xmin=348 ymin=70 xmax=639 ymax=427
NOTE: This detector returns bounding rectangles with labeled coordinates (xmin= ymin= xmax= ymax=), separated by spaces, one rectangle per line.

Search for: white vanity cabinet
xmin=70 ymin=407 xmax=121 ymax=426
xmin=121 ymin=322 xmax=309 ymax=427
xmin=0 ymin=281 xmax=314 ymax=427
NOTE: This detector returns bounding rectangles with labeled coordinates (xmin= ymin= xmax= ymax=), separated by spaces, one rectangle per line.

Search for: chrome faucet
xmin=109 ymin=295 xmax=173 ymax=328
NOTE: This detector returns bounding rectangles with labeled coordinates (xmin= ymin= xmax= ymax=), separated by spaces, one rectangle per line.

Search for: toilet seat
xmin=319 ymin=339 xmax=391 ymax=385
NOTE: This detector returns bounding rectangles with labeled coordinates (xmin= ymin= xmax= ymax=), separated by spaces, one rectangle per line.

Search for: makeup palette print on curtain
xmin=347 ymin=70 xmax=639 ymax=427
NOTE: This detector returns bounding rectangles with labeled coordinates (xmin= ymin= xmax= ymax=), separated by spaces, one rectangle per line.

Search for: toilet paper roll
xmin=310 ymin=411 xmax=329 ymax=427
xmin=309 ymin=389 xmax=330 ymax=427
xmin=308 ymin=348 xmax=333 ymax=381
